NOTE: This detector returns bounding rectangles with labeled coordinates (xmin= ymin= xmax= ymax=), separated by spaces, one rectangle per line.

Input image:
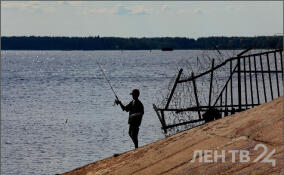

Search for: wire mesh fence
xmin=154 ymin=49 xmax=283 ymax=136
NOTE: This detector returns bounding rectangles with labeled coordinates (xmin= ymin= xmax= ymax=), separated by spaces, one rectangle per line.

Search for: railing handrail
xmin=178 ymin=49 xmax=283 ymax=83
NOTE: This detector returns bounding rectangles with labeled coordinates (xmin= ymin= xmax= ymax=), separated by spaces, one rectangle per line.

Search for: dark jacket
xmin=124 ymin=99 xmax=144 ymax=127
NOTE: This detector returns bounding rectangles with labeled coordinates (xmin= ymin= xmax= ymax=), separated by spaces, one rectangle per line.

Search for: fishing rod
xmin=66 ymin=60 xmax=119 ymax=124
xmin=96 ymin=60 xmax=120 ymax=102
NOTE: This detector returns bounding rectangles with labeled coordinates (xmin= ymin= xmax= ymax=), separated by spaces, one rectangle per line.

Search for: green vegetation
xmin=2 ymin=36 xmax=282 ymax=50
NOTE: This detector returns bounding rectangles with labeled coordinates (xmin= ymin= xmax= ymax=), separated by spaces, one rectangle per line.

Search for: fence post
xmin=280 ymin=51 xmax=283 ymax=81
xmin=225 ymin=85 xmax=228 ymax=116
xmin=266 ymin=53 xmax=273 ymax=100
xmin=192 ymin=72 xmax=202 ymax=119
xmin=243 ymin=57 xmax=248 ymax=109
xmin=165 ymin=69 xmax=183 ymax=109
xmin=237 ymin=56 xmax=242 ymax=111
xmin=208 ymin=59 xmax=215 ymax=107
xmin=153 ymin=104 xmax=167 ymax=135
xmin=274 ymin=52 xmax=280 ymax=97
xmin=230 ymin=60 xmax=233 ymax=110
xmin=254 ymin=56 xmax=260 ymax=105
xmin=248 ymin=56 xmax=254 ymax=107
xmin=260 ymin=55 xmax=267 ymax=103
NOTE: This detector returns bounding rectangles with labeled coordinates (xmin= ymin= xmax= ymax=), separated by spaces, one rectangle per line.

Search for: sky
xmin=1 ymin=1 xmax=283 ymax=38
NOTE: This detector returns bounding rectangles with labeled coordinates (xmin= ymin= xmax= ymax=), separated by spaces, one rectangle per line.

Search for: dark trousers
xmin=129 ymin=125 xmax=139 ymax=148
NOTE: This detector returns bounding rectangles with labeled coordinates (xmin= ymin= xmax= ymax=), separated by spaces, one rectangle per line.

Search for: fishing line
xmin=96 ymin=60 xmax=119 ymax=101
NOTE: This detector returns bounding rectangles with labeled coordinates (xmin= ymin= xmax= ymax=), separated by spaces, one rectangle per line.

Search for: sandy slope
xmin=61 ymin=97 xmax=283 ymax=175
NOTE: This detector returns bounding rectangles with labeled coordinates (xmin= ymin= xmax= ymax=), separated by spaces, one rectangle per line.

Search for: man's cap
xmin=130 ymin=89 xmax=140 ymax=96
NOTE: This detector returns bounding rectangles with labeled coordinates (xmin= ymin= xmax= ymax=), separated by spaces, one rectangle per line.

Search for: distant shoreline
xmin=1 ymin=49 xmax=279 ymax=51
xmin=1 ymin=36 xmax=282 ymax=50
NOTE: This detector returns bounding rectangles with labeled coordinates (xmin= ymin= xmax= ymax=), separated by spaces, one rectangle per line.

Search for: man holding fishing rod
xmin=97 ymin=61 xmax=144 ymax=149
xmin=115 ymin=89 xmax=144 ymax=149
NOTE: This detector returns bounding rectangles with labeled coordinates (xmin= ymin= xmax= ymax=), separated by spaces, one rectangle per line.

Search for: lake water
xmin=2 ymin=50 xmax=279 ymax=175
xmin=1 ymin=50 xmax=215 ymax=175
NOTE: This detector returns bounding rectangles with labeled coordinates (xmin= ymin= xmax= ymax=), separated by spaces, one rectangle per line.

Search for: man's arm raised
xmin=115 ymin=99 xmax=127 ymax=111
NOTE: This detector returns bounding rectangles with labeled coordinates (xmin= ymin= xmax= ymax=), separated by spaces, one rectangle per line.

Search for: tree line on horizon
xmin=1 ymin=36 xmax=282 ymax=50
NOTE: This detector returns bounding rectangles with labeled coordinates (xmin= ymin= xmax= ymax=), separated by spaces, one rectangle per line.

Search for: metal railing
xmin=153 ymin=49 xmax=283 ymax=136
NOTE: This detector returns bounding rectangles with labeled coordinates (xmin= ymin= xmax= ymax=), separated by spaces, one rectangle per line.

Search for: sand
xmin=61 ymin=97 xmax=283 ymax=175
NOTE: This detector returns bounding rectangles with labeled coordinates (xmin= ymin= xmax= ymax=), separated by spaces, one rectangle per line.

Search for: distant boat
xmin=161 ymin=48 xmax=173 ymax=51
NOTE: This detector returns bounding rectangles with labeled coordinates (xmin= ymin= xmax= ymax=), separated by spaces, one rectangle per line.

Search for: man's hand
xmin=129 ymin=113 xmax=143 ymax=118
xmin=115 ymin=99 xmax=121 ymax=105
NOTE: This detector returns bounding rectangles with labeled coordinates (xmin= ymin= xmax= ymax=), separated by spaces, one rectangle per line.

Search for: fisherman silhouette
xmin=115 ymin=89 xmax=144 ymax=149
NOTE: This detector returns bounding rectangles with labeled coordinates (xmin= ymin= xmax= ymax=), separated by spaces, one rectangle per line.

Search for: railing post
xmin=248 ymin=56 xmax=254 ymax=107
xmin=225 ymin=85 xmax=228 ymax=116
xmin=165 ymin=69 xmax=183 ymax=109
xmin=254 ymin=56 xmax=260 ymax=105
xmin=153 ymin=104 xmax=167 ymax=135
xmin=260 ymin=55 xmax=267 ymax=103
xmin=208 ymin=59 xmax=215 ymax=107
xmin=274 ymin=52 xmax=280 ymax=97
xmin=237 ymin=56 xmax=242 ymax=111
xmin=243 ymin=57 xmax=248 ymax=109
xmin=161 ymin=111 xmax=167 ymax=135
xmin=266 ymin=53 xmax=274 ymax=100
xmin=279 ymin=51 xmax=283 ymax=81
xmin=192 ymin=72 xmax=202 ymax=119
xmin=230 ymin=60 xmax=233 ymax=110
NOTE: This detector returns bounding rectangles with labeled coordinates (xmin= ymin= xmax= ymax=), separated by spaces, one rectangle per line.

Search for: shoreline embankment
xmin=61 ymin=97 xmax=283 ymax=175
